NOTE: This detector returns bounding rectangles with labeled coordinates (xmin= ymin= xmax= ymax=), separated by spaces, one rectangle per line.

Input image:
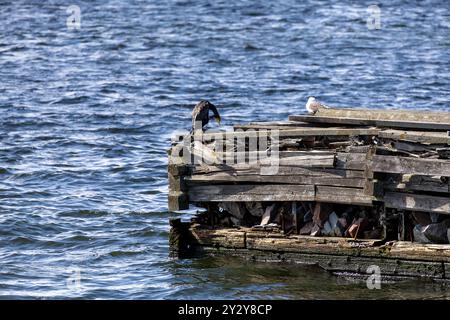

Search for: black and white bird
xmin=305 ymin=96 xmax=330 ymax=114
xmin=191 ymin=100 xmax=221 ymax=132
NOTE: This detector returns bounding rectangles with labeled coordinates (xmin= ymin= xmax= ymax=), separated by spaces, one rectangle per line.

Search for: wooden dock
xmin=168 ymin=106 xmax=450 ymax=279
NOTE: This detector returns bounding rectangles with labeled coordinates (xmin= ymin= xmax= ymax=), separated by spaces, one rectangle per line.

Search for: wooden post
xmin=168 ymin=162 xmax=190 ymax=211
xmin=169 ymin=218 xmax=192 ymax=257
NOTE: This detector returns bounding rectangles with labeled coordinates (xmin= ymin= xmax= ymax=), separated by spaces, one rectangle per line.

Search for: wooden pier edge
xmin=170 ymin=222 xmax=450 ymax=280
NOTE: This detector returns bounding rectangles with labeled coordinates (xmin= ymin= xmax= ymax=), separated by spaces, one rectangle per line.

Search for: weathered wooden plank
xmin=389 ymin=241 xmax=450 ymax=263
xmin=190 ymin=226 xmax=246 ymax=249
xmin=382 ymin=175 xmax=449 ymax=194
xmin=209 ymin=151 xmax=336 ymax=167
xmin=384 ymin=192 xmax=450 ymax=214
xmin=289 ymin=115 xmax=450 ymax=131
xmin=233 ymin=121 xmax=315 ymax=130
xmin=379 ymin=129 xmax=450 ymax=145
xmin=191 ymin=165 xmax=367 ymax=181
xmin=188 ymin=184 xmax=315 ymax=202
xmin=200 ymin=127 xmax=380 ymax=140
xmin=372 ymin=155 xmax=450 ymax=176
xmin=189 ymin=154 xmax=367 ymax=176
xmin=315 ymin=186 xmax=373 ymax=205
xmin=297 ymin=107 xmax=450 ymax=122
xmin=263 ymin=155 xmax=335 ymax=168
xmin=335 ymin=152 xmax=368 ymax=170
xmin=186 ymin=174 xmax=366 ymax=188
xmin=214 ymin=150 xmax=335 ymax=159
xmin=189 ymin=225 xmax=450 ymax=263
xmin=289 ymin=115 xmax=375 ymax=126
xmin=246 ymin=231 xmax=378 ymax=255
xmin=267 ymin=127 xmax=380 ymax=138
xmin=199 ymin=152 xmax=368 ymax=170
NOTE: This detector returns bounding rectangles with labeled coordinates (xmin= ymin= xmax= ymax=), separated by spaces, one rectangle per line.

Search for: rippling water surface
xmin=1 ymin=0 xmax=449 ymax=299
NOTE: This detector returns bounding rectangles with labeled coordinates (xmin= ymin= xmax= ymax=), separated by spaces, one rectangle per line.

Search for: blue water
xmin=0 ymin=0 xmax=449 ymax=299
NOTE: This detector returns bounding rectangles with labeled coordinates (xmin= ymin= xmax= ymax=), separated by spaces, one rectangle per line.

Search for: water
xmin=0 ymin=0 xmax=449 ymax=299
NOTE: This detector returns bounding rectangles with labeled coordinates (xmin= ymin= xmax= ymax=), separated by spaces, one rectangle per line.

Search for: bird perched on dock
xmin=191 ymin=100 xmax=221 ymax=132
xmin=305 ymin=96 xmax=330 ymax=114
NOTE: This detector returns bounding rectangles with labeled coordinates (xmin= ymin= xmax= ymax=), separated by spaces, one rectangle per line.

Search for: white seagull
xmin=305 ymin=96 xmax=330 ymax=114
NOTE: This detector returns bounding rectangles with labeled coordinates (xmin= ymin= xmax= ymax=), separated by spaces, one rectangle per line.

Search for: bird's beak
xmin=215 ymin=116 xmax=221 ymax=125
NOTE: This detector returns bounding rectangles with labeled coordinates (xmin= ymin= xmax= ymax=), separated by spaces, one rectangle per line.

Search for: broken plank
xmin=188 ymin=184 xmax=315 ymax=202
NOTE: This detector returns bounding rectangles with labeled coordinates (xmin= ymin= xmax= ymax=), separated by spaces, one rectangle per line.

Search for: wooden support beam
xmin=167 ymin=161 xmax=190 ymax=211
xmin=384 ymin=192 xmax=450 ymax=214
xmin=168 ymin=192 xmax=189 ymax=211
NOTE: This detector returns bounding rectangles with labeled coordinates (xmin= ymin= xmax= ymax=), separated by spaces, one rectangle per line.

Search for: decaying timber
xmin=168 ymin=106 xmax=450 ymax=278
xmin=170 ymin=221 xmax=450 ymax=279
